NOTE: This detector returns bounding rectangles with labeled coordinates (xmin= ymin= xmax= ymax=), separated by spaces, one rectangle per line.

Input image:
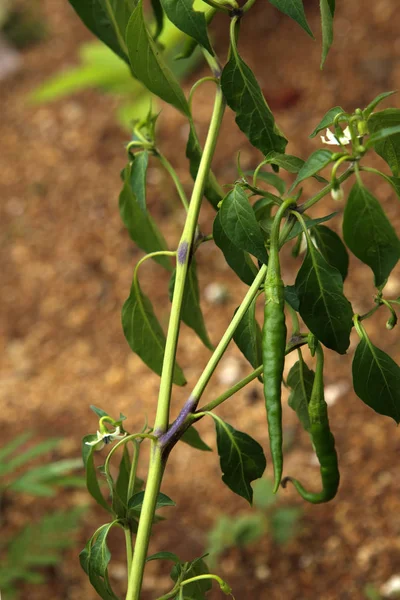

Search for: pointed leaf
xmin=171 ymin=557 xmax=211 ymax=599
xmin=180 ymin=426 xmax=212 ymax=451
xmin=292 ymin=149 xmax=334 ymax=188
xmin=115 ymin=444 xmax=131 ymax=504
xmin=263 ymin=152 xmax=304 ymax=173
xmin=364 ymin=91 xmax=396 ymax=119
xmin=368 ymin=109 xmax=400 ymax=176
xmin=312 ymin=224 xmax=349 ymax=280
xmin=208 ymin=414 xmax=266 ymax=503
xmin=126 ymin=0 xmax=190 ymax=115
xmin=269 ymin=0 xmax=313 ymax=37
xmin=213 ymin=212 xmax=258 ymax=286
xmin=221 ymin=50 xmax=287 ymax=156
xmin=122 ymin=281 xmax=186 ymax=385
xmin=287 ymin=359 xmax=315 ymax=431
xmin=160 ymin=0 xmax=213 ymax=53
xmin=309 ymin=106 xmax=345 ymax=138
xmin=233 ymin=298 xmax=262 ymax=370
xmin=246 ymin=170 xmax=286 ymax=195
xmin=119 ymin=164 xmax=172 ymax=270
xmin=81 ymin=436 xmax=112 ymax=513
xmin=367 ymin=125 xmax=400 ymax=147
xmin=320 ymin=0 xmax=335 ymax=68
xmin=88 ymin=523 xmax=120 ymax=600
xmin=150 ymin=0 xmax=164 ymax=39
xmin=219 ymin=185 xmax=269 ymax=264
xmin=285 ymin=212 xmax=337 ymax=243
xmin=295 ymin=244 xmax=353 ymax=354
xmin=129 ymin=151 xmax=149 ymax=212
xmin=343 ymin=181 xmax=400 ymax=287
xmin=353 ymin=337 xmax=400 ymax=423
xmin=186 ymin=121 xmax=223 ymax=209
xmin=147 ymin=551 xmax=180 ymax=563
xmin=128 ymin=491 xmax=176 ymax=513
xmin=169 ymin=260 xmax=213 ymax=350
xmin=284 ymin=285 xmax=299 ymax=311
xmin=68 ymin=0 xmax=130 ymax=63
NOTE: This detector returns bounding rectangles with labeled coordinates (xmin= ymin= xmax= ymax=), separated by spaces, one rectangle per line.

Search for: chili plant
xmin=67 ymin=0 xmax=400 ymax=598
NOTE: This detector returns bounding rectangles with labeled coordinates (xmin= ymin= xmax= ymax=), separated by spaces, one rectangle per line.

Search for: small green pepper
xmin=282 ymin=342 xmax=340 ymax=503
xmin=263 ymin=198 xmax=296 ymax=493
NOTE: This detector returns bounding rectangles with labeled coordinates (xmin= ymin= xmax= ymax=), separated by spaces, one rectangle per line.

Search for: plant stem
xmin=157 ymin=153 xmax=190 ymax=212
xmin=124 ymin=527 xmax=133 ymax=575
xmin=299 ymin=166 xmax=354 ymax=211
xmin=125 ymin=85 xmax=226 ymax=600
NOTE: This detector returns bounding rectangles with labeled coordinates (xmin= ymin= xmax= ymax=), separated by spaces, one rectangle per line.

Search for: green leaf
xmin=128 ymin=491 xmax=176 ymax=513
xmin=115 ymin=444 xmax=131 ymax=504
xmin=170 ymin=557 xmax=211 ymax=599
xmin=160 ymin=0 xmax=213 ymax=53
xmin=271 ymin=507 xmax=302 ymax=545
xmin=126 ymin=0 xmax=190 ymax=115
xmin=368 ymin=109 xmax=400 ymax=176
xmin=320 ymin=0 xmax=335 ymax=68
xmin=295 ymin=243 xmax=353 ymax=354
xmin=208 ymin=414 xmax=266 ymax=503
xmin=312 ymin=225 xmax=349 ymax=280
xmin=263 ymin=152 xmax=305 ymax=173
xmin=219 ymin=185 xmax=269 ymax=264
xmin=284 ymin=285 xmax=299 ymax=311
xmin=147 ymin=551 xmax=180 ymax=563
xmin=129 ymin=151 xmax=149 ymax=212
xmin=169 ymin=260 xmax=213 ymax=350
xmin=309 ymin=106 xmax=345 ymax=138
xmin=68 ymin=0 xmax=131 ymax=63
xmin=150 ymin=0 xmax=164 ymax=40
xmin=353 ymin=336 xmax=400 ymax=423
xmin=0 ymin=432 xmax=32 ymax=462
xmin=284 ymin=212 xmax=337 ymax=243
xmin=186 ymin=122 xmax=223 ymax=209
xmin=81 ymin=436 xmax=112 ymax=513
xmin=86 ymin=523 xmax=120 ymax=600
xmin=119 ymin=164 xmax=172 ymax=270
xmin=363 ymin=91 xmax=396 ymax=119
xmin=343 ymin=181 xmax=400 ymax=287
xmin=367 ymin=125 xmax=400 ymax=147
xmin=180 ymin=426 xmax=212 ymax=451
xmin=213 ymin=212 xmax=258 ymax=286
xmin=246 ymin=170 xmax=286 ymax=195
xmin=9 ymin=459 xmax=83 ymax=496
xmin=287 ymin=359 xmax=315 ymax=431
xmin=122 ymin=280 xmax=186 ymax=385
xmin=221 ymin=50 xmax=287 ymax=156
xmin=268 ymin=0 xmax=313 ymax=37
xmin=1 ymin=438 xmax=60 ymax=476
xmin=233 ymin=298 xmax=262 ymax=370
xmin=291 ymin=149 xmax=334 ymax=188
xmin=90 ymin=405 xmax=127 ymax=422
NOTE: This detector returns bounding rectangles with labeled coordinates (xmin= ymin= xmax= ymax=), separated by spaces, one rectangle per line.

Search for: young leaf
xmin=115 ymin=444 xmax=131 ymax=504
xmin=219 ymin=185 xmax=269 ymax=264
xmin=146 ymin=551 xmax=180 ymax=563
xmin=353 ymin=337 xmax=400 ymax=423
xmin=291 ymin=149 xmax=334 ymax=188
xmin=82 ymin=435 xmax=112 ymax=513
xmin=208 ymin=414 xmax=266 ymax=503
xmin=221 ymin=50 xmax=287 ymax=156
xmin=88 ymin=523 xmax=120 ymax=600
xmin=343 ymin=181 xmax=400 ymax=287
xmin=295 ymin=244 xmax=353 ymax=354
xmin=263 ymin=152 xmax=305 ymax=173
xmin=213 ymin=212 xmax=258 ymax=286
xmin=186 ymin=122 xmax=223 ymax=209
xmin=160 ymin=0 xmax=213 ymax=53
xmin=312 ymin=224 xmax=349 ymax=280
xmin=129 ymin=150 xmax=148 ymax=212
xmin=233 ymin=298 xmax=263 ymax=370
xmin=247 ymin=170 xmax=286 ymax=195
xmin=309 ymin=106 xmax=345 ymax=138
xmin=170 ymin=557 xmax=211 ymax=599
xmin=119 ymin=165 xmax=172 ymax=270
xmin=368 ymin=109 xmax=400 ymax=176
xmin=180 ymin=426 xmax=212 ymax=451
xmin=122 ymin=281 xmax=186 ymax=385
xmin=268 ymin=0 xmax=313 ymax=38
xmin=150 ymin=0 xmax=164 ymax=40
xmin=169 ymin=260 xmax=213 ymax=350
xmin=363 ymin=91 xmax=396 ymax=119
xmin=285 ymin=212 xmax=337 ymax=243
xmin=126 ymin=0 xmax=190 ymax=115
xmin=320 ymin=0 xmax=335 ymax=68
xmin=287 ymin=359 xmax=315 ymax=431
xmin=68 ymin=0 xmax=131 ymax=63
xmin=128 ymin=491 xmax=176 ymax=513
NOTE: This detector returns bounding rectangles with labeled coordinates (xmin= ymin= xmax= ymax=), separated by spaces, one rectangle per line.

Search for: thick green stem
xmin=124 ymin=527 xmax=133 ymax=575
xmin=125 ymin=85 xmax=226 ymax=600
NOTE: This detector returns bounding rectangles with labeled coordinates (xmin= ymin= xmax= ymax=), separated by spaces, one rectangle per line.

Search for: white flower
xmin=85 ymin=426 xmax=126 ymax=451
xmin=321 ymin=126 xmax=352 ymax=146
xmin=331 ymin=186 xmax=344 ymax=202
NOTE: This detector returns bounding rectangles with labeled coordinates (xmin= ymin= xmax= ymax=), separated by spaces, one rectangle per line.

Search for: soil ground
xmin=1 ymin=1 xmax=400 ymax=599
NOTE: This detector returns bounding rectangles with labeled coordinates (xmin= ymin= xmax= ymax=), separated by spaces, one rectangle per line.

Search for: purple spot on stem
xmin=177 ymin=241 xmax=189 ymax=265
xmin=158 ymin=395 xmax=198 ymax=448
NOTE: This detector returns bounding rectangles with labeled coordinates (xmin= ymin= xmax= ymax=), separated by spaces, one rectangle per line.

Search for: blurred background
xmin=1 ymin=0 xmax=400 ymax=598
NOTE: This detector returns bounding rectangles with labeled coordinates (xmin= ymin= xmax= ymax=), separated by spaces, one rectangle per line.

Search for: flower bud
xmin=357 ymin=120 xmax=368 ymax=136
xmin=331 ymin=185 xmax=344 ymax=202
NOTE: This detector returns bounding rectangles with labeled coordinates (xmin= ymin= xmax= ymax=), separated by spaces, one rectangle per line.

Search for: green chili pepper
xmin=263 ymin=198 xmax=296 ymax=493
xmin=282 ymin=342 xmax=340 ymax=503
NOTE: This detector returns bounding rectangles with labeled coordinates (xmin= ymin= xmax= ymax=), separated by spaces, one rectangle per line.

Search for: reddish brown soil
xmin=1 ymin=1 xmax=400 ymax=599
